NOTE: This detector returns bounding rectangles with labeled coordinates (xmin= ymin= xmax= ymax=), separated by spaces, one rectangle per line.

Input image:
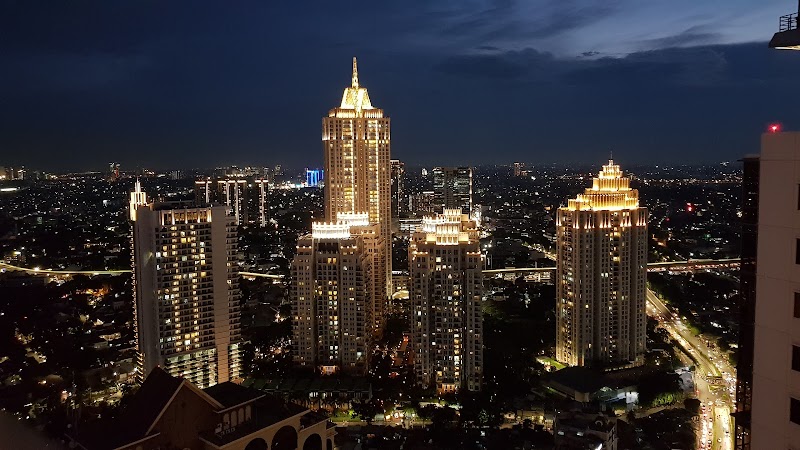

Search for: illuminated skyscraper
xmin=291 ymin=213 xmax=381 ymax=375
xmin=130 ymin=183 xmax=242 ymax=388
xmin=410 ymin=210 xmax=484 ymax=393
xmin=306 ymin=169 xmax=323 ymax=187
xmin=291 ymin=59 xmax=391 ymax=374
xmin=322 ymin=57 xmax=391 ymax=301
xmin=432 ymin=167 xmax=473 ymax=215
xmin=555 ymin=160 xmax=647 ymax=368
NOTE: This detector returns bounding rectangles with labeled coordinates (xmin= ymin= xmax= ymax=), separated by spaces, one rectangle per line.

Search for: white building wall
xmin=751 ymin=132 xmax=800 ymax=448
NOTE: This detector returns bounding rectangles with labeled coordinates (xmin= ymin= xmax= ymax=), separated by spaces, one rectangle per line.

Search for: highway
xmin=646 ymin=290 xmax=734 ymax=450
xmin=0 ymin=262 xmax=129 ymax=276
xmin=0 ymin=262 xmax=285 ymax=280
xmin=484 ymin=258 xmax=741 ymax=277
xmin=4 ymin=258 xmax=740 ymax=279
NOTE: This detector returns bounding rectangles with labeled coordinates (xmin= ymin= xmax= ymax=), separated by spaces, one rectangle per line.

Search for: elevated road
xmin=483 ymin=258 xmax=741 ymax=278
xmin=0 ymin=262 xmax=129 ymax=276
xmin=3 ymin=258 xmax=740 ymax=280
xmin=0 ymin=262 xmax=285 ymax=280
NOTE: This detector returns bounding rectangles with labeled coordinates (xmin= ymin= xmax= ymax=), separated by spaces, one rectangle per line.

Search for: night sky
xmin=3 ymin=0 xmax=800 ymax=171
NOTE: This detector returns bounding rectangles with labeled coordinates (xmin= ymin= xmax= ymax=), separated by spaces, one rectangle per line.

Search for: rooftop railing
xmin=779 ymin=12 xmax=798 ymax=32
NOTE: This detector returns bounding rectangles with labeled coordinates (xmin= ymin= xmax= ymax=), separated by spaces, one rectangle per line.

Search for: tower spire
xmin=352 ymin=56 xmax=359 ymax=88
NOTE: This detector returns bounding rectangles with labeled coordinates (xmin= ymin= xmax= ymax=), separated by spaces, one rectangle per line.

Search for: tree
xmin=431 ymin=406 xmax=457 ymax=430
xmin=418 ymin=404 xmax=437 ymax=422
xmin=351 ymin=399 xmax=382 ymax=425
xmin=684 ymin=398 xmax=701 ymax=416
xmin=638 ymin=372 xmax=683 ymax=407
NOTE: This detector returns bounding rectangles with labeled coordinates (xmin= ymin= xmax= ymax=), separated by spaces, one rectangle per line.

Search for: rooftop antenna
xmin=352 ymin=57 xmax=359 ymax=88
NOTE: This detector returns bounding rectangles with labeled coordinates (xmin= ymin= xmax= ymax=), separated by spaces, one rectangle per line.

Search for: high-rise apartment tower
xmin=432 ymin=167 xmax=473 ymax=215
xmin=194 ymin=177 xmax=269 ymax=227
xmin=291 ymin=214 xmax=381 ymax=374
xmin=750 ymin=131 xmax=800 ymax=448
xmin=391 ymin=159 xmax=406 ymax=219
xmin=555 ymin=160 xmax=647 ymax=368
xmin=410 ymin=209 xmax=483 ymax=393
xmin=130 ymin=182 xmax=242 ymax=388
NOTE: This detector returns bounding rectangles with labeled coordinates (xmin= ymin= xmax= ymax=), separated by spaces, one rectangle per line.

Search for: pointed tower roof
xmin=340 ymin=56 xmax=373 ymax=111
xmin=564 ymin=160 xmax=640 ymax=211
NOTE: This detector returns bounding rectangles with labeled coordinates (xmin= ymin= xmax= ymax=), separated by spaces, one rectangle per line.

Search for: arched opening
xmin=244 ymin=438 xmax=268 ymax=450
xmin=303 ymin=433 xmax=323 ymax=450
xmin=272 ymin=425 xmax=298 ymax=450
xmin=327 ymin=438 xmax=334 ymax=450
xmin=238 ymin=407 xmax=245 ymax=424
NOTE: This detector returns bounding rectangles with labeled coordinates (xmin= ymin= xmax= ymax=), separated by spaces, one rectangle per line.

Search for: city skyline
xmin=1 ymin=3 xmax=796 ymax=449
xmin=4 ymin=2 xmax=800 ymax=171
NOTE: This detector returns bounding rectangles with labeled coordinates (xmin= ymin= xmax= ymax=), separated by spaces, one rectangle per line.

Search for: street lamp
xmin=769 ymin=1 xmax=800 ymax=49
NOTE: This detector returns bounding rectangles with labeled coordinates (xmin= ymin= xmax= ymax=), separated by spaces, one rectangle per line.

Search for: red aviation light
xmin=769 ymin=123 xmax=781 ymax=133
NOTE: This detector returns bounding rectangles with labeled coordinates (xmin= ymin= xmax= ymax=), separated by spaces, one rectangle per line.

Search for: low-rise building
xmin=70 ymin=367 xmax=335 ymax=450
xmin=554 ymin=411 xmax=618 ymax=450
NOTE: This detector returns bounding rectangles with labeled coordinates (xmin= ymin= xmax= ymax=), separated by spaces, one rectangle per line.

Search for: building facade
xmin=291 ymin=214 xmax=382 ymax=375
xmin=194 ymin=177 xmax=269 ymax=226
xmin=130 ymin=183 xmax=242 ymax=388
xmin=432 ymin=167 xmax=473 ymax=215
xmin=750 ymin=131 xmax=800 ymax=448
xmin=555 ymin=160 xmax=647 ymax=368
xmin=409 ymin=210 xmax=483 ymax=393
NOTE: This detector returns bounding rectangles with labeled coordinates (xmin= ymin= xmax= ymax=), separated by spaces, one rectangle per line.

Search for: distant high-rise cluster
xmin=410 ymin=209 xmax=483 ymax=393
xmin=555 ymin=160 xmax=647 ymax=368
xmin=432 ymin=167 xmax=473 ymax=215
xmin=0 ymin=166 xmax=25 ymax=180
xmin=129 ymin=181 xmax=242 ymax=388
xmin=291 ymin=58 xmax=391 ymax=375
xmin=194 ymin=177 xmax=269 ymax=226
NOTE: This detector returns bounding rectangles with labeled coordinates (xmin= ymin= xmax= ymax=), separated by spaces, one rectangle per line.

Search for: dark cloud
xmin=438 ymin=1 xmax=621 ymax=46
xmin=0 ymin=1 xmax=797 ymax=171
xmin=638 ymin=26 xmax=722 ymax=50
